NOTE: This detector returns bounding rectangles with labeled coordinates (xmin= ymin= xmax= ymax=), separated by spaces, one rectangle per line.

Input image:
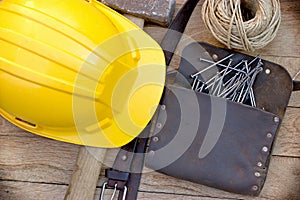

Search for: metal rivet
xmin=252 ymin=185 xmax=258 ymax=191
xmin=121 ymin=155 xmax=127 ymax=161
xmin=149 ymin=150 xmax=155 ymax=157
xmin=267 ymin=133 xmax=273 ymax=138
xmin=262 ymin=146 xmax=268 ymax=152
xmin=254 ymin=172 xmax=261 ymax=177
xmin=156 ymin=123 xmax=162 ymax=129
xmin=274 ymin=116 xmax=280 ymax=123
xmin=265 ymin=68 xmax=271 ymax=75
xmin=212 ymin=54 xmax=218 ymax=61
xmin=161 ymin=105 xmax=166 ymax=110
xmin=153 ymin=137 xmax=159 ymax=142
xmin=257 ymin=162 xmax=263 ymax=167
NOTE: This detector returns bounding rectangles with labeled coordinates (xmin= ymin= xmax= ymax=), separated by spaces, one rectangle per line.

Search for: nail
xmin=237 ymin=82 xmax=247 ymax=103
xmin=192 ymin=54 xmax=234 ymax=78
xmin=210 ymin=72 xmax=220 ymax=94
xmin=199 ymin=83 xmax=205 ymax=92
xmin=249 ymin=88 xmax=256 ymax=107
xmin=240 ymin=68 xmax=262 ymax=103
xmin=199 ymin=58 xmax=246 ymax=74
xmin=195 ymin=79 xmax=201 ymax=91
xmin=205 ymin=59 xmax=244 ymax=88
xmin=191 ymin=76 xmax=198 ymax=90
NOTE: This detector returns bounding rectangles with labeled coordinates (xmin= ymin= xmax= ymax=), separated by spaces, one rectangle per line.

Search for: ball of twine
xmin=201 ymin=0 xmax=281 ymax=52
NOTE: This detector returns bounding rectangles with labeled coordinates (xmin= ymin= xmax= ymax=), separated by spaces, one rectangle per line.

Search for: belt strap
xmin=100 ymin=126 xmax=150 ymax=200
xmin=100 ymin=0 xmax=201 ymax=199
xmin=161 ymin=0 xmax=201 ymax=66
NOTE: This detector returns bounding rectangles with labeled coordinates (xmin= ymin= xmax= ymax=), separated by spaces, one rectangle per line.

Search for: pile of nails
xmin=190 ymin=54 xmax=263 ymax=107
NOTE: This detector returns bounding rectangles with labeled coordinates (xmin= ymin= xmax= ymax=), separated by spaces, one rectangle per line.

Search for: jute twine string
xmin=201 ymin=0 xmax=281 ymax=51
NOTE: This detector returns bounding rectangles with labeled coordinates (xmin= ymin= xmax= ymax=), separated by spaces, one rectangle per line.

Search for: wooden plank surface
xmin=0 ymin=181 xmax=67 ymax=200
xmin=0 ymin=181 xmax=236 ymax=200
xmin=1 ymin=156 xmax=299 ymax=200
xmin=0 ymin=133 xmax=78 ymax=184
xmin=0 ymin=0 xmax=299 ymax=199
xmin=64 ymin=147 xmax=106 ymax=200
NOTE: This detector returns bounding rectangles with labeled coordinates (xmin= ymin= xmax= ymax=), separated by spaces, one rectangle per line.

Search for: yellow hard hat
xmin=0 ymin=0 xmax=165 ymax=147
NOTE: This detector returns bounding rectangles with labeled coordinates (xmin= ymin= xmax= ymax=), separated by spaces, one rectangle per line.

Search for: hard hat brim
xmin=0 ymin=0 xmax=166 ymax=148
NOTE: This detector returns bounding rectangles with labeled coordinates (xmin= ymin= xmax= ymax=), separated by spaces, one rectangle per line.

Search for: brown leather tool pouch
xmin=146 ymin=85 xmax=280 ymax=195
xmin=145 ymin=42 xmax=294 ymax=196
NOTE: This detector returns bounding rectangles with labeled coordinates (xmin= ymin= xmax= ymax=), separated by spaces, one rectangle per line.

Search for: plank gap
xmin=0 ymin=179 xmax=68 ymax=186
xmin=287 ymin=105 xmax=300 ymax=109
xmin=260 ymin=55 xmax=300 ymax=59
xmin=137 ymin=190 xmax=240 ymax=200
xmin=272 ymin=155 xmax=300 ymax=159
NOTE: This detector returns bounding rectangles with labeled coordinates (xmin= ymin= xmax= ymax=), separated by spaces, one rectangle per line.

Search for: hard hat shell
xmin=0 ymin=0 xmax=166 ymax=147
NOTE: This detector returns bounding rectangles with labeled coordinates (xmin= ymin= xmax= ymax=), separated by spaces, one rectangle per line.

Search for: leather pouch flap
xmin=145 ymin=85 xmax=280 ymax=195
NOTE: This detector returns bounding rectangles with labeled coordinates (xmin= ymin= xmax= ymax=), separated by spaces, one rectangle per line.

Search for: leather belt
xmin=100 ymin=125 xmax=150 ymax=200
xmin=100 ymin=0 xmax=200 ymax=199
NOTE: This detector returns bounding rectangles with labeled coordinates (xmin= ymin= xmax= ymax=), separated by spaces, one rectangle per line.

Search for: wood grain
xmin=289 ymin=92 xmax=300 ymax=108
xmin=124 ymin=14 xmax=145 ymax=28
xmin=0 ymin=135 xmax=78 ymax=184
xmin=95 ymin=157 xmax=300 ymax=199
xmin=1 ymin=155 xmax=299 ymax=200
xmin=0 ymin=181 xmax=67 ymax=200
xmin=273 ymin=107 xmax=300 ymax=157
xmin=0 ymin=117 xmax=28 ymax=136
xmin=0 ymin=0 xmax=299 ymax=199
xmin=64 ymin=147 xmax=106 ymax=200
xmin=0 ymin=181 xmax=235 ymax=200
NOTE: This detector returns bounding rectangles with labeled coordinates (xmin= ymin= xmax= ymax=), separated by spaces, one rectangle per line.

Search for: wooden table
xmin=0 ymin=0 xmax=299 ymax=199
